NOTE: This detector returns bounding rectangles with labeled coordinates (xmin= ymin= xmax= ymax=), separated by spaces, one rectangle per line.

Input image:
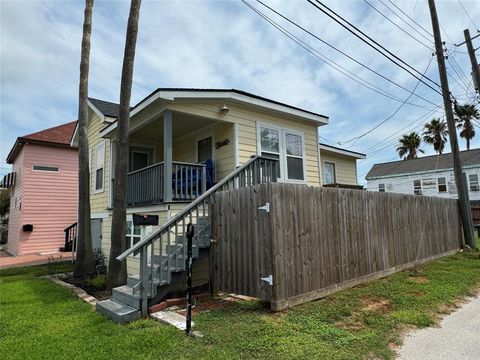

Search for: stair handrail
xmin=117 ymin=155 xmax=277 ymax=260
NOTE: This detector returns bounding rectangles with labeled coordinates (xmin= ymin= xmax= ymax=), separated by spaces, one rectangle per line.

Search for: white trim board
xmin=319 ymin=144 xmax=366 ymax=159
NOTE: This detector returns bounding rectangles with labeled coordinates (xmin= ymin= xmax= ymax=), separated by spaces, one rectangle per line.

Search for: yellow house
xmin=80 ymin=88 xmax=363 ymax=322
xmin=319 ymin=143 xmax=365 ymax=188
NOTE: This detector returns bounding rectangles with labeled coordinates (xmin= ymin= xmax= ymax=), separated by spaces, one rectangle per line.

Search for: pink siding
xmin=8 ymin=144 xmax=78 ymax=255
xmin=6 ymin=148 xmax=25 ymax=255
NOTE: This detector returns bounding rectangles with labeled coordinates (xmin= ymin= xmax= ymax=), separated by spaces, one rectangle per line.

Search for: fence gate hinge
xmin=258 ymin=202 xmax=270 ymax=213
xmin=261 ymin=275 xmax=273 ymax=286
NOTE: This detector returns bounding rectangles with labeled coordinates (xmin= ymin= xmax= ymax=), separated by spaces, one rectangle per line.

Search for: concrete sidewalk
xmin=397 ymin=296 xmax=480 ymax=360
xmin=0 ymin=251 xmax=72 ymax=269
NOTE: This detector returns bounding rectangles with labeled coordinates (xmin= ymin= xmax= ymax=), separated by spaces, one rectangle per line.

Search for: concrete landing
xmin=150 ymin=310 xmax=195 ymax=331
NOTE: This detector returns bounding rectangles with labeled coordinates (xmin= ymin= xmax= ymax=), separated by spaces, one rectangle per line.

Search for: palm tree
xmin=74 ymin=0 xmax=96 ymax=279
xmin=397 ymin=132 xmax=424 ymax=160
xmin=454 ymin=103 xmax=478 ymax=150
xmin=422 ymin=118 xmax=448 ymax=154
xmin=107 ymin=0 xmax=142 ymax=291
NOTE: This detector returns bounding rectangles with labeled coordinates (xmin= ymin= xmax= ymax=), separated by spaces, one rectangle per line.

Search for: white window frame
xmin=378 ymin=183 xmax=385 ymax=192
xmin=324 ymin=161 xmax=336 ymax=185
xmin=92 ymin=141 xmax=105 ymax=194
xmin=437 ymin=177 xmax=447 ymax=193
xmin=469 ymin=173 xmax=479 ymax=191
xmin=256 ymin=122 xmax=307 ymax=184
xmin=126 ymin=215 xmax=142 ymax=258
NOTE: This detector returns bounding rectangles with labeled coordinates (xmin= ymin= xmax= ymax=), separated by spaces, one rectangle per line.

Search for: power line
xmin=386 ymin=0 xmax=434 ymax=38
xmin=342 ymin=54 xmax=437 ymax=147
xmin=244 ymin=0 xmax=438 ymax=109
xmin=241 ymin=0 xmax=431 ymax=107
xmin=363 ymin=0 xmax=432 ymax=49
xmin=362 ymin=106 xmax=441 ymax=154
xmin=308 ymin=0 xmax=444 ymax=96
xmin=458 ymin=0 xmax=479 ymax=31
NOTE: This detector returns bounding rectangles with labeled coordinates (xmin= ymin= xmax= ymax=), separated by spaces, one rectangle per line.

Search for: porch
xmin=106 ymin=109 xmax=235 ymax=207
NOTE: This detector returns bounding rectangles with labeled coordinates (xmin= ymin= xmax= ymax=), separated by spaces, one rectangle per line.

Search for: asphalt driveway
xmin=397 ymin=296 xmax=480 ymax=359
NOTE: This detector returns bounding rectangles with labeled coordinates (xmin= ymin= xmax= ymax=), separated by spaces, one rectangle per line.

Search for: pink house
xmin=2 ymin=121 xmax=78 ymax=255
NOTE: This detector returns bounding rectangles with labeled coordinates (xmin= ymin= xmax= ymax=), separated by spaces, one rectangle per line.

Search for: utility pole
xmin=463 ymin=29 xmax=480 ymax=92
xmin=427 ymin=0 xmax=475 ymax=248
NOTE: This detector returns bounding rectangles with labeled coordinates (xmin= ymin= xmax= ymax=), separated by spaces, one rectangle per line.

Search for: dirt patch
xmin=361 ymin=297 xmax=393 ymax=313
xmin=176 ymin=298 xmax=235 ymax=317
xmin=408 ymin=276 xmax=429 ymax=284
xmin=335 ymin=314 xmax=365 ymax=332
xmin=61 ymin=275 xmax=110 ymax=301
xmin=411 ymin=290 xmax=426 ymax=298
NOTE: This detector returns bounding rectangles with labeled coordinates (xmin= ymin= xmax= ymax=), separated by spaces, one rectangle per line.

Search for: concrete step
xmin=112 ymin=285 xmax=141 ymax=309
xmin=96 ymin=298 xmax=141 ymax=324
xmin=127 ymin=275 xmax=140 ymax=287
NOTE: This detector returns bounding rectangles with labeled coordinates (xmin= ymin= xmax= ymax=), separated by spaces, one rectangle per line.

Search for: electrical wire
xmin=254 ymin=0 xmax=439 ymax=108
xmin=363 ymin=0 xmax=433 ymax=50
xmin=241 ymin=0 xmax=434 ymax=108
xmin=341 ymin=54 xmax=437 ymax=147
xmin=458 ymin=0 xmax=479 ymax=31
xmin=386 ymin=0 xmax=434 ymax=38
xmin=308 ymin=0 xmax=444 ymax=95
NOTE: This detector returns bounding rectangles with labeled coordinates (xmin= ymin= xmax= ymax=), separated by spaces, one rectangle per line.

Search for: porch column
xmin=163 ymin=110 xmax=173 ymax=202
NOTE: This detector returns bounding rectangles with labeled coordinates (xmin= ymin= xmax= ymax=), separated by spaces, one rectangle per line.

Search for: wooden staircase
xmin=96 ymin=156 xmax=277 ymax=323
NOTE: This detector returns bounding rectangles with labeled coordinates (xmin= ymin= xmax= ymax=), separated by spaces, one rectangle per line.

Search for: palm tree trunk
xmin=107 ymin=0 xmax=142 ymax=291
xmin=466 ymin=137 xmax=470 ymax=150
xmin=73 ymin=0 xmax=95 ymax=279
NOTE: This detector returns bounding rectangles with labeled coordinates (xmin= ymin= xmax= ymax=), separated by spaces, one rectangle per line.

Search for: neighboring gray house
xmin=365 ymin=148 xmax=480 ymax=201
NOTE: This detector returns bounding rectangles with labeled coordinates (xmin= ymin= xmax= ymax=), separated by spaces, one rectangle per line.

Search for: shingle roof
xmin=365 ymin=148 xmax=480 ymax=179
xmin=22 ymin=120 xmax=78 ymax=145
xmin=89 ymin=98 xmax=120 ymax=117
xmin=6 ymin=121 xmax=78 ymax=163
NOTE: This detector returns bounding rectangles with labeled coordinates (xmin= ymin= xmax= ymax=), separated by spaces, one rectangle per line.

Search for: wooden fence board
xmin=211 ymin=183 xmax=463 ymax=310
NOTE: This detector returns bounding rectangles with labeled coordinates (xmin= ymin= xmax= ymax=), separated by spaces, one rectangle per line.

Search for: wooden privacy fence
xmin=210 ymin=183 xmax=463 ymax=311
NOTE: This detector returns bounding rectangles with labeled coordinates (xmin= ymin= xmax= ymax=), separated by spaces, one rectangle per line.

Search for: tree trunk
xmin=73 ymin=0 xmax=96 ymax=279
xmin=466 ymin=137 xmax=470 ymax=150
xmin=107 ymin=0 xmax=142 ymax=291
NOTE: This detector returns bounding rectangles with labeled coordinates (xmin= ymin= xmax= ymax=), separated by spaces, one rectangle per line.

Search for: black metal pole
xmin=185 ymin=223 xmax=194 ymax=335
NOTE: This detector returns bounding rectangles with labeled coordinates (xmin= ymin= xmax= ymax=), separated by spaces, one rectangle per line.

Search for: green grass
xmin=1 ymin=244 xmax=479 ymax=360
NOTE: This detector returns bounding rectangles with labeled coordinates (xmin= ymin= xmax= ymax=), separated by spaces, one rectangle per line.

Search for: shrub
xmin=87 ymin=275 xmax=106 ymax=290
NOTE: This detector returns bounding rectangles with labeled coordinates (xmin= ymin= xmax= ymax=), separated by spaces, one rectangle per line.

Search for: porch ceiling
xmin=130 ymin=112 xmax=216 ymax=142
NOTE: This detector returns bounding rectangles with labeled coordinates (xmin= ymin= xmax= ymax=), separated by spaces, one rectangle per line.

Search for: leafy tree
xmin=74 ymin=0 xmax=96 ymax=279
xmin=422 ymin=118 xmax=448 ymax=154
xmin=107 ymin=0 xmax=142 ymax=291
xmin=0 ymin=189 xmax=10 ymax=216
xmin=397 ymin=132 xmax=424 ymax=160
xmin=454 ymin=103 xmax=478 ymax=150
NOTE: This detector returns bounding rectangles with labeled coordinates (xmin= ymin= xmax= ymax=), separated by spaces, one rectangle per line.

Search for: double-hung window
xmin=378 ymin=183 xmax=385 ymax=192
xmin=91 ymin=142 xmax=105 ymax=193
xmin=258 ymin=124 xmax=305 ymax=182
xmin=437 ymin=177 xmax=447 ymax=193
xmin=324 ymin=162 xmax=336 ymax=185
xmin=469 ymin=174 xmax=479 ymax=191
xmin=413 ymin=179 xmax=422 ymax=195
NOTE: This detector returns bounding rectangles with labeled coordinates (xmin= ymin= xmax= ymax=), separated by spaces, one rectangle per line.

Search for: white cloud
xmin=1 ymin=0 xmax=479 ymax=181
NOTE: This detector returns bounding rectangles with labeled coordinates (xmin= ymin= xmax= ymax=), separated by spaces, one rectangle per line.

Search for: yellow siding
xmin=87 ymin=113 xmax=111 ymax=214
xmin=167 ymin=101 xmax=321 ymax=186
xmin=171 ymin=122 xmax=234 ymax=181
xmin=320 ymin=150 xmax=358 ymax=185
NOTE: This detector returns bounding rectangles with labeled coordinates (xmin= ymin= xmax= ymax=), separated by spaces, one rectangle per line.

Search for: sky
xmin=1 ymin=0 xmax=479 ymax=185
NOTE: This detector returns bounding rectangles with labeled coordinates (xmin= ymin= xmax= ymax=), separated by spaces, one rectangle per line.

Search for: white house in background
xmin=365 ymin=148 xmax=480 ymax=201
